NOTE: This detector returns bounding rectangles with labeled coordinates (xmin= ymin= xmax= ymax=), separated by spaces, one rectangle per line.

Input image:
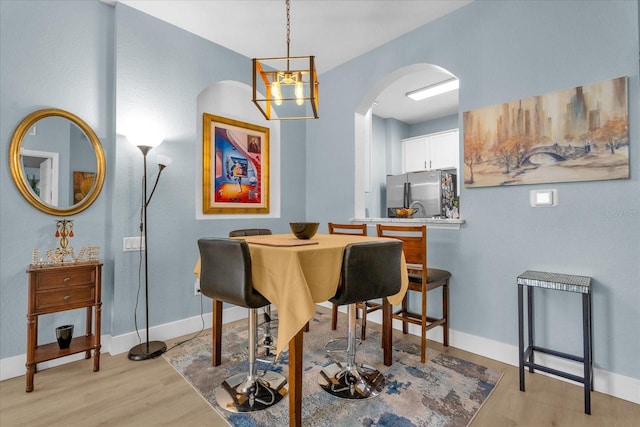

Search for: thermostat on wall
xmin=530 ymin=189 xmax=558 ymax=207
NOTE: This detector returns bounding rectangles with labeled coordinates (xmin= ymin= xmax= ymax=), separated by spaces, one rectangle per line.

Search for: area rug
xmin=164 ymin=310 xmax=502 ymax=426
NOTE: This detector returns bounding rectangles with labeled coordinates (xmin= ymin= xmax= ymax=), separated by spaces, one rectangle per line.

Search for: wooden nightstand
xmin=25 ymin=262 xmax=102 ymax=392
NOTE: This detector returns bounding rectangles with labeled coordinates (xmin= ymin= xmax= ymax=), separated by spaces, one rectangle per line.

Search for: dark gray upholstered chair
xmin=327 ymin=222 xmax=381 ymax=340
xmin=228 ymin=228 xmax=273 ymax=237
xmin=318 ymin=240 xmax=403 ymax=399
xmin=228 ymin=229 xmax=277 ymax=357
xmin=198 ymin=238 xmax=287 ymax=412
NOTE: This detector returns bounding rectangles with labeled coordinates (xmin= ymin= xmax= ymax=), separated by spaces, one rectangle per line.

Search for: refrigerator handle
xmin=403 ymin=182 xmax=409 ymax=208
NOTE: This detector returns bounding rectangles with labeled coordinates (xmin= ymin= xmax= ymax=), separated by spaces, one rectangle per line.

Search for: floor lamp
xmin=128 ymin=143 xmax=171 ymax=361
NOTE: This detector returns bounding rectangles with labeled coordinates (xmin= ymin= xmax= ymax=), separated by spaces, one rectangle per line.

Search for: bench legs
xmin=518 ymin=284 xmax=593 ymax=415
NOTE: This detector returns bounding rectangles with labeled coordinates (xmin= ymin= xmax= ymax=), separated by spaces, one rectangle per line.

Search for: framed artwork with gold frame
xmin=202 ymin=114 xmax=269 ymax=214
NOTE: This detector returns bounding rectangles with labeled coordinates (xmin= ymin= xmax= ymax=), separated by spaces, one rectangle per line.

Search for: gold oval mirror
xmin=9 ymin=108 xmax=105 ymax=216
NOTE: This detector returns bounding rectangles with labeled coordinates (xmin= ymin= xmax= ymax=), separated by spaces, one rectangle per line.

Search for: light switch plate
xmin=530 ymin=189 xmax=558 ymax=207
xmin=123 ymin=236 xmax=145 ymax=251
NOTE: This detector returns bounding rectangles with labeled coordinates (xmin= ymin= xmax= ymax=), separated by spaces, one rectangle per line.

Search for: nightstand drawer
xmin=34 ymin=268 xmax=95 ymax=290
xmin=35 ymin=286 xmax=95 ymax=312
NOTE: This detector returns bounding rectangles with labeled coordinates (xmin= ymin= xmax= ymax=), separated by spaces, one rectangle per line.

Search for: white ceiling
xmin=116 ymin=0 xmax=472 ymax=124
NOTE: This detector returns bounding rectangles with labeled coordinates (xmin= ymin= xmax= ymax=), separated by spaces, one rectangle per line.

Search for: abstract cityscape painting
xmin=202 ymin=114 xmax=269 ymax=214
xmin=463 ymin=76 xmax=628 ymax=187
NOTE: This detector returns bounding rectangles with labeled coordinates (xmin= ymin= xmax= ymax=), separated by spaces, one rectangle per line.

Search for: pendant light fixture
xmin=253 ymin=0 xmax=319 ymax=120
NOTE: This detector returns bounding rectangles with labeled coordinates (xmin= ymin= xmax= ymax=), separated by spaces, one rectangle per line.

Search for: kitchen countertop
xmin=352 ymin=217 xmax=465 ymax=230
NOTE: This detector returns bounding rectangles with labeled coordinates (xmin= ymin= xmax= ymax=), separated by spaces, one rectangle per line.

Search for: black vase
xmin=56 ymin=324 xmax=74 ymax=349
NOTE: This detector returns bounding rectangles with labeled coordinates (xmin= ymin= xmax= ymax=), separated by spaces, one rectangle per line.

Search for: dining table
xmin=194 ymin=233 xmax=408 ymax=427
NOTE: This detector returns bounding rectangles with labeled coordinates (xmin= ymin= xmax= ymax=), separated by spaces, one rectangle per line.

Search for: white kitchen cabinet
xmin=402 ymin=136 xmax=429 ymax=172
xmin=402 ymin=129 xmax=459 ymax=173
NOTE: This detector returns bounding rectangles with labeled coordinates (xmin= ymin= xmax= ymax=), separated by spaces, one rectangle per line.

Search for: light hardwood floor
xmin=2 ymin=319 xmax=638 ymax=426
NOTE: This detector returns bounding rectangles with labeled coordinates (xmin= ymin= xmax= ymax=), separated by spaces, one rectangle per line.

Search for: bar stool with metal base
xmin=328 ymin=222 xmax=381 ymax=340
xmin=318 ymin=240 xmax=403 ymax=399
xmin=229 ymin=228 xmax=277 ymax=358
xmin=198 ymin=237 xmax=287 ymax=412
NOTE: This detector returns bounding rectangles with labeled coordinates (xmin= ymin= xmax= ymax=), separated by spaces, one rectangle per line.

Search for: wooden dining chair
xmin=328 ymin=223 xmax=380 ymax=340
xmin=376 ymin=224 xmax=450 ymax=363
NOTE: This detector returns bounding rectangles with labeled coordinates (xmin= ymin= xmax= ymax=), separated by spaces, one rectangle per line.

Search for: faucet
xmin=409 ymin=200 xmax=426 ymax=216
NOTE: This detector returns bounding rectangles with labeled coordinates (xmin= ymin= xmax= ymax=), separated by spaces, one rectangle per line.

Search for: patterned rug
xmin=164 ymin=310 xmax=502 ymax=426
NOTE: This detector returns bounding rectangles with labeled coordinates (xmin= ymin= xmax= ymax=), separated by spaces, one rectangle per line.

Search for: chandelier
xmin=252 ymin=0 xmax=319 ymax=120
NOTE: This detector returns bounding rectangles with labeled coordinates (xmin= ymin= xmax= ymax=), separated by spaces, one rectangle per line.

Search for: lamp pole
xmin=128 ymin=145 xmax=167 ymax=361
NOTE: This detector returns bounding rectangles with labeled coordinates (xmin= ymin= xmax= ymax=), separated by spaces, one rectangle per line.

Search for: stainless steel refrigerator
xmin=386 ymin=169 xmax=457 ymax=218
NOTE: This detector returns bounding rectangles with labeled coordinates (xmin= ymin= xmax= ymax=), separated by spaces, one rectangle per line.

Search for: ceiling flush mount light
xmin=253 ymin=0 xmax=319 ymax=120
xmin=406 ymin=78 xmax=459 ymax=101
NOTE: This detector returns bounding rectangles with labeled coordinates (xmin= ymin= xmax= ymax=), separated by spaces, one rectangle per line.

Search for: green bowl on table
xmin=289 ymin=222 xmax=319 ymax=239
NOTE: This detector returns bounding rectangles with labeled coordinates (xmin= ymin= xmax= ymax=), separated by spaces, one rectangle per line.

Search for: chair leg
xmin=401 ymin=295 xmax=409 ymax=334
xmin=360 ymin=304 xmax=368 ymax=341
xmin=212 ymin=299 xmax=223 ymax=366
xmin=263 ymin=305 xmax=273 ymax=341
xmin=248 ymin=309 xmax=259 ymax=377
xmin=331 ymin=303 xmax=338 ymax=330
xmin=258 ymin=305 xmax=276 ymax=360
xmin=443 ymin=283 xmax=449 ymax=347
xmin=345 ymin=304 xmax=357 ymax=368
xmin=319 ymin=304 xmax=385 ymax=399
xmin=421 ymin=286 xmax=427 ymax=363
xmin=214 ymin=308 xmax=288 ymax=413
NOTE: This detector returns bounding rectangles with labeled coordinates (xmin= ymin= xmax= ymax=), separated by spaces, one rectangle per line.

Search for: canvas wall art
xmin=463 ymin=76 xmax=629 ymax=187
xmin=202 ymin=114 xmax=269 ymax=214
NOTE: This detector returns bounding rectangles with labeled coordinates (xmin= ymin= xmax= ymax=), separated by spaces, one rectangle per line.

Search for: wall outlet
xmin=194 ymin=279 xmax=201 ymax=296
xmin=123 ymin=236 xmax=145 ymax=251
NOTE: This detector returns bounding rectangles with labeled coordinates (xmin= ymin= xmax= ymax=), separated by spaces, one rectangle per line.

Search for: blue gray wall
xmin=1 ymin=0 xmax=114 ymax=357
xmin=409 ymin=113 xmax=458 ymax=138
xmin=307 ymin=0 xmax=639 ymax=380
xmin=111 ymin=4 xmax=306 ymax=336
xmin=0 ymin=1 xmax=305 ymax=358
xmin=1 ymin=0 xmax=638 ymax=384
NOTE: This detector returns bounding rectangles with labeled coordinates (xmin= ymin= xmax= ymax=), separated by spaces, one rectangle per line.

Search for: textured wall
xmin=306 ymin=0 xmax=639 ymax=378
xmin=1 ymin=0 xmax=638 ymax=384
xmin=1 ymin=0 xmax=114 ymax=359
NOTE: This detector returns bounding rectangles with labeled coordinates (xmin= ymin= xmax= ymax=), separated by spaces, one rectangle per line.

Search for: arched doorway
xmin=354 ymin=64 xmax=459 ymax=219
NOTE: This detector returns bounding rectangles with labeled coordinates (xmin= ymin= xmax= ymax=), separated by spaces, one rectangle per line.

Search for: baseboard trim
xmin=109 ymin=305 xmax=246 ymax=355
xmin=0 ymin=305 xmax=246 ymax=382
xmin=320 ymin=302 xmax=640 ymax=404
xmin=3 ymin=303 xmax=638 ymax=404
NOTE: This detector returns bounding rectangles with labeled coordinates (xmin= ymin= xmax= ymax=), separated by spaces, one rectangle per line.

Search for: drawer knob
xmin=63 ymin=277 xmax=71 ymax=283
xmin=63 ymin=295 xmax=71 ymax=302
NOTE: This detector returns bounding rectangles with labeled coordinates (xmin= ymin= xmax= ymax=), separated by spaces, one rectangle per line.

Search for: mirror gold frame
xmin=9 ymin=108 xmax=106 ymax=216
